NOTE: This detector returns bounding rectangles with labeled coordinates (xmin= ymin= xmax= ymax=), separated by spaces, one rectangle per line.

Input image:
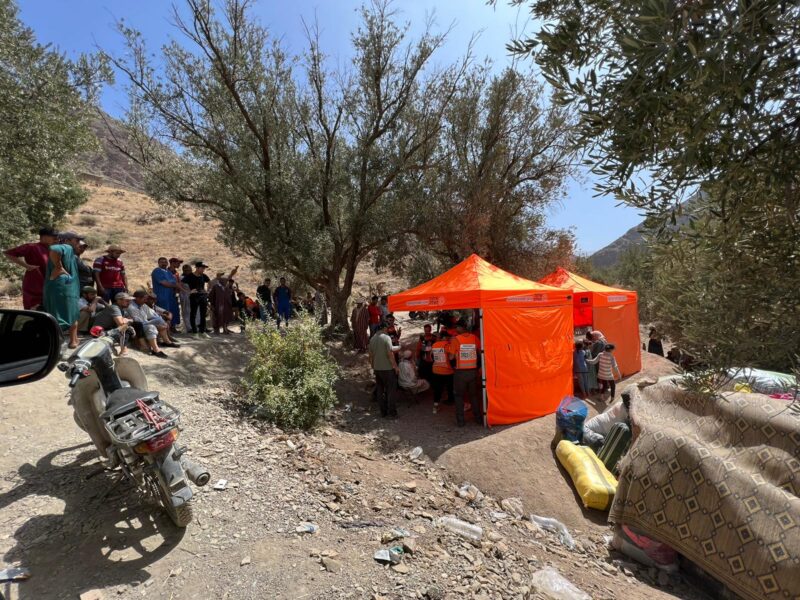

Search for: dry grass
xmin=1 ymin=182 xmax=408 ymax=304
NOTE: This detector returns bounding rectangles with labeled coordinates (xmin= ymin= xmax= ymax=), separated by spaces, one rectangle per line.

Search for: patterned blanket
xmin=609 ymin=381 xmax=800 ymax=600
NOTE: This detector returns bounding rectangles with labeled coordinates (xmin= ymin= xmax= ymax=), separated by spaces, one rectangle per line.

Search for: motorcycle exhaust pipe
xmin=181 ymin=457 xmax=210 ymax=487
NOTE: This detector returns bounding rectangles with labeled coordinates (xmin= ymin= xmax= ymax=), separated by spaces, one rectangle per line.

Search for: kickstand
xmin=97 ymin=472 xmax=127 ymax=503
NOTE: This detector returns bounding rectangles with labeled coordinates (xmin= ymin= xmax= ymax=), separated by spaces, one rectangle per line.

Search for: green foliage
xmin=504 ymin=0 xmax=800 ymax=372
xmin=243 ymin=315 xmax=339 ymax=430
xmin=0 ymin=0 xmax=109 ymax=273
xmin=110 ymin=0 xmax=575 ymax=328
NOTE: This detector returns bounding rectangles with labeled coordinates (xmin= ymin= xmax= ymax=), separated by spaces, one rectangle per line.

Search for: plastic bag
xmin=555 ymin=396 xmax=588 ymax=443
xmin=530 ymin=514 xmax=576 ymax=550
xmin=556 ymin=440 xmax=617 ymax=510
xmin=530 ymin=567 xmax=591 ymax=600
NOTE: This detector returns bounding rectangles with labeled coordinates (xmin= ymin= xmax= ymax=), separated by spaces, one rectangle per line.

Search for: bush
xmin=243 ymin=315 xmax=339 ymax=430
xmin=77 ymin=214 xmax=98 ymax=227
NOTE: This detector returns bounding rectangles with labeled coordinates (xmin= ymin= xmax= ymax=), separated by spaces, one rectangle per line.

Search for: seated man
xmin=126 ymin=290 xmax=171 ymax=357
xmin=92 ymin=292 xmax=136 ymax=355
xmin=398 ymin=350 xmax=430 ymax=394
xmin=144 ymin=293 xmax=181 ymax=347
xmin=77 ymin=286 xmax=108 ymax=334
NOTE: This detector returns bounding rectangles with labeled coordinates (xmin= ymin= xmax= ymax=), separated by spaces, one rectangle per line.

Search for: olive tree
xmin=0 ymin=0 xmax=107 ymax=270
xmin=502 ymin=0 xmax=800 ymax=370
xmin=109 ymin=0 xmax=465 ymax=328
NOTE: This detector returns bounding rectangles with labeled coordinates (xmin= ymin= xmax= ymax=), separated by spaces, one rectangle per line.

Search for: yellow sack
xmin=734 ymin=383 xmax=752 ymax=393
xmin=556 ymin=440 xmax=618 ymax=511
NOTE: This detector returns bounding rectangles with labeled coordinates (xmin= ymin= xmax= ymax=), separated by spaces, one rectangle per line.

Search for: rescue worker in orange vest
xmin=430 ymin=329 xmax=455 ymax=415
xmin=448 ymin=319 xmax=482 ymax=426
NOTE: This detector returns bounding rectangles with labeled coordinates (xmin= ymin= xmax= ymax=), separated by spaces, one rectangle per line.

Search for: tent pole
xmin=479 ymin=308 xmax=488 ymax=428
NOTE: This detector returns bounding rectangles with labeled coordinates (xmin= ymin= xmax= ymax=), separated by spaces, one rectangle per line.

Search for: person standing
xmin=647 ymin=327 xmax=664 ymax=357
xmin=75 ymin=240 xmax=94 ymax=289
xmin=430 ymin=329 xmax=455 ymax=414
xmin=587 ymin=343 xmax=622 ymax=401
xmin=573 ymin=341 xmax=590 ymax=399
xmin=367 ymin=296 xmax=381 ymax=336
xmin=256 ymin=277 xmax=273 ymax=322
xmin=44 ymin=231 xmax=83 ymax=348
xmin=151 ymin=257 xmax=181 ymax=331
xmin=350 ymin=299 xmax=369 ymax=352
xmin=183 ymin=261 xmax=211 ymax=334
xmin=415 ymin=324 xmax=436 ymax=383
xmin=93 ymin=245 xmax=128 ymax=302
xmin=208 ymin=276 xmax=233 ymax=334
xmin=448 ymin=319 xmax=482 ymax=426
xmin=368 ymin=322 xmax=399 ymax=419
xmin=177 ymin=262 xmax=193 ymax=332
xmin=589 ymin=330 xmax=607 ymax=393
xmin=378 ymin=296 xmax=390 ymax=321
xmin=4 ymin=226 xmax=59 ymax=309
xmin=273 ymin=277 xmax=292 ymax=326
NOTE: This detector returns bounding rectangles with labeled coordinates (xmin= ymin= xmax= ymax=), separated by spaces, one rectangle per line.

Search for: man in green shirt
xmin=369 ymin=322 xmax=399 ymax=418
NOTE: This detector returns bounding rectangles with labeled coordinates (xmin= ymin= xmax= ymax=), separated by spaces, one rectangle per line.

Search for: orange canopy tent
xmin=538 ymin=268 xmax=641 ymax=376
xmin=388 ymin=255 xmax=574 ymax=426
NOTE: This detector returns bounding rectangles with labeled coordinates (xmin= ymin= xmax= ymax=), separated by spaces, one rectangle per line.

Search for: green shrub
xmin=243 ymin=315 xmax=339 ymax=430
xmin=77 ymin=214 xmax=98 ymax=227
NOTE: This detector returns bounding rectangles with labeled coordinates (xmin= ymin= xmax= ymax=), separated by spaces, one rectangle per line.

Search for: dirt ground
xmin=0 ymin=317 xmax=711 ymax=600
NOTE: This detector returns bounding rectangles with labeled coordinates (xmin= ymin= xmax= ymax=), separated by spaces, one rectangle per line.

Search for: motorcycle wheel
xmin=146 ymin=472 xmax=193 ymax=527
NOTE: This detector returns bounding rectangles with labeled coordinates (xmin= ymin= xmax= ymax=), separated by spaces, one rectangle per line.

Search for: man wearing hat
xmin=182 ymin=261 xmax=211 ymax=334
xmin=3 ymin=226 xmax=59 ymax=309
xmin=44 ymin=231 xmax=84 ymax=348
xmin=93 ymin=244 xmax=128 ymax=302
xmin=77 ymin=286 xmax=108 ymax=333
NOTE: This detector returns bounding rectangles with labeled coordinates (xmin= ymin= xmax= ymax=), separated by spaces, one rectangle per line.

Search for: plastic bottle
xmin=530 ymin=514 xmax=576 ymax=550
xmin=435 ymin=516 xmax=483 ymax=541
xmin=530 ymin=567 xmax=591 ymax=600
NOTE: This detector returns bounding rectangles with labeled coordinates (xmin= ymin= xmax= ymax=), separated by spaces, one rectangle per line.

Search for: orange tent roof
xmin=389 ymin=254 xmax=572 ymax=311
xmin=539 ymin=267 xmax=633 ymax=295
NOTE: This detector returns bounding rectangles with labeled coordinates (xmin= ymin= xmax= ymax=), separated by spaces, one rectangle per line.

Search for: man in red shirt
xmin=367 ymin=295 xmax=381 ymax=337
xmin=93 ymin=245 xmax=128 ymax=301
xmin=4 ymin=226 xmax=59 ymax=309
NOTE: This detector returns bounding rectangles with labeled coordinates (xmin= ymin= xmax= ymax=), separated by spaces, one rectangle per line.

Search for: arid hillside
xmin=1 ymin=182 xmax=407 ymax=304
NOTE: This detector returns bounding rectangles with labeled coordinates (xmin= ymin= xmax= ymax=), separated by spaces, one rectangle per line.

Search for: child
xmin=573 ymin=341 xmax=590 ymax=398
xmin=587 ymin=343 xmax=622 ymax=401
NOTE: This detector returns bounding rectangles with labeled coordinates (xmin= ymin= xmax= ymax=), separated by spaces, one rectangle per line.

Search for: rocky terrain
xmin=0 ymin=328 xmax=705 ymax=600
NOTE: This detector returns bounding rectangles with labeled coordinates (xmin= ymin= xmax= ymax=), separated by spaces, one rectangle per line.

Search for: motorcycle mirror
xmin=0 ymin=309 xmax=63 ymax=387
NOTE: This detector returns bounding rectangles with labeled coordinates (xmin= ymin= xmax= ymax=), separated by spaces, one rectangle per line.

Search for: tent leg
xmin=479 ymin=308 xmax=488 ymax=428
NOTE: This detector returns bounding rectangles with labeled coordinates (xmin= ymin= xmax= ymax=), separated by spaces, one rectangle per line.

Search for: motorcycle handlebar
xmin=68 ymin=371 xmax=81 ymax=388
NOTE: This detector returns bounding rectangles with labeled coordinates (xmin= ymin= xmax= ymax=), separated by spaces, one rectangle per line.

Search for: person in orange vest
xmin=430 ymin=329 xmax=455 ymax=415
xmin=448 ymin=319 xmax=482 ymax=426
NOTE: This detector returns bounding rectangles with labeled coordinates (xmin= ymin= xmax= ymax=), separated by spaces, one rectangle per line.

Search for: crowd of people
xmin=572 ymin=330 xmax=622 ymax=402
xmin=4 ymin=227 xmax=329 ymax=357
xmin=365 ymin=310 xmax=483 ymax=427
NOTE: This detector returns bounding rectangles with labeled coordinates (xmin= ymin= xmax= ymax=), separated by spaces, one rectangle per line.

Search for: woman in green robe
xmin=44 ymin=232 xmax=83 ymax=348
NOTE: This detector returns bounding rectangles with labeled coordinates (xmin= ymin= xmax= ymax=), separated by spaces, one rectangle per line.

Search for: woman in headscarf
xmin=44 ymin=232 xmax=83 ymax=348
xmin=351 ymin=298 xmax=369 ymax=352
xmin=589 ymin=330 xmax=607 ymax=394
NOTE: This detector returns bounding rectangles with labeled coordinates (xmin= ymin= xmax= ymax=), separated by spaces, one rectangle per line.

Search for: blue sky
xmin=19 ymin=0 xmax=643 ymax=254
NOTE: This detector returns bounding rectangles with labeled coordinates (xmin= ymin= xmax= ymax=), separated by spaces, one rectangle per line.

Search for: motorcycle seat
xmin=102 ymin=388 xmax=160 ymax=419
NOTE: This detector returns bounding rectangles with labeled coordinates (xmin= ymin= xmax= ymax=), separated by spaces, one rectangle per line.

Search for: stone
xmin=79 ymin=591 xmax=104 ymax=600
xmin=168 ymin=567 xmax=182 ymax=578
xmin=240 ymin=556 xmax=251 ymax=566
xmin=425 ymin=585 xmax=445 ymax=600
xmin=499 ymin=497 xmax=524 ymax=519
xmin=401 ymin=538 xmax=418 ymax=555
xmin=403 ymin=480 xmax=418 ymax=492
xmin=487 ymin=531 xmax=503 ymax=542
xmin=322 ymin=557 xmax=342 ymax=573
xmin=493 ymin=541 xmax=509 ymax=559
xmin=391 ymin=563 xmax=410 ymax=574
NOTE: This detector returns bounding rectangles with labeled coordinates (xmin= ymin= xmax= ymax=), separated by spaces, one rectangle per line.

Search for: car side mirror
xmin=0 ymin=309 xmax=62 ymax=387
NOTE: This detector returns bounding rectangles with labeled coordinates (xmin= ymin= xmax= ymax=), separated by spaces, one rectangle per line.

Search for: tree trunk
xmin=328 ymin=288 xmax=350 ymax=331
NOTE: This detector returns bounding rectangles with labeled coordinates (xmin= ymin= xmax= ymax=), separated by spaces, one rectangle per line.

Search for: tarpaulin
xmin=483 ymin=305 xmax=573 ymax=424
xmin=388 ymin=255 xmax=574 ymax=426
xmin=592 ymin=303 xmax=642 ymax=377
xmin=389 ymin=254 xmax=573 ymax=311
xmin=539 ymin=268 xmax=641 ymax=376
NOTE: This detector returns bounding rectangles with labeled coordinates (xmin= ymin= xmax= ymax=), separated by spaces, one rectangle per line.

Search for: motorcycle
xmin=60 ymin=326 xmax=209 ymax=527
